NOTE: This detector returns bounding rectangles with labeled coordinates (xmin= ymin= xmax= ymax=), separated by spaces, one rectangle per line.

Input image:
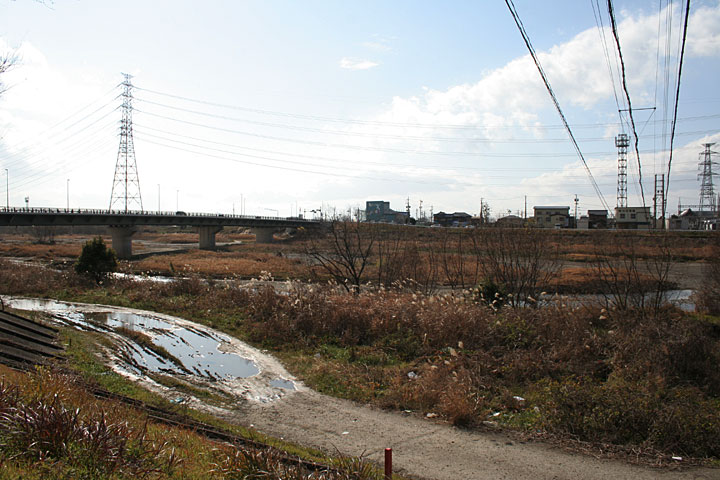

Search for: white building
xmin=614 ymin=206 xmax=651 ymax=229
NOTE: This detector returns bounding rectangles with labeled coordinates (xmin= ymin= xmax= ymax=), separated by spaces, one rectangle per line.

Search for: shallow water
xmin=539 ymin=289 xmax=695 ymax=312
xmin=5 ymin=297 xmax=259 ymax=379
xmin=269 ymin=378 xmax=296 ymax=390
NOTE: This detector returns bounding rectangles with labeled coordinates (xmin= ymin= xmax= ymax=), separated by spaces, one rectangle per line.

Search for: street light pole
xmin=5 ymin=169 xmax=8 ymax=209
xmin=66 ymin=179 xmax=70 ymax=209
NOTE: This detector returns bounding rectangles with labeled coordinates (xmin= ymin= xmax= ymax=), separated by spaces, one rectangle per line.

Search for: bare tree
xmin=439 ymin=229 xmax=480 ymax=291
xmin=592 ymin=232 xmax=675 ymax=315
xmin=375 ymin=225 xmax=407 ymax=288
xmin=374 ymin=226 xmax=440 ymax=293
xmin=0 ymin=54 xmax=16 ymax=97
xmin=473 ymin=227 xmax=559 ymax=307
xmin=307 ymin=220 xmax=376 ymax=293
xmin=402 ymin=237 xmax=440 ymax=294
xmin=697 ymin=235 xmax=720 ymax=314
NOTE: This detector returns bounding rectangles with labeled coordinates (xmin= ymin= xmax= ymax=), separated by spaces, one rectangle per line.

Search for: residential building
xmin=614 ymin=206 xmax=651 ymax=229
xmin=533 ymin=206 xmax=570 ymax=228
xmin=365 ymin=200 xmax=408 ymax=223
xmin=495 ymin=214 xmax=524 ymax=227
xmin=587 ymin=210 xmax=608 ymax=229
xmin=433 ymin=211 xmax=472 ymax=227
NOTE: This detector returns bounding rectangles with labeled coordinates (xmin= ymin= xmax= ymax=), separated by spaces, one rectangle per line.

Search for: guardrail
xmin=0 ymin=206 xmax=317 ymax=223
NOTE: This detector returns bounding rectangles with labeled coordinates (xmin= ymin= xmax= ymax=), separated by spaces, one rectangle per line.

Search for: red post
xmin=384 ymin=447 xmax=392 ymax=479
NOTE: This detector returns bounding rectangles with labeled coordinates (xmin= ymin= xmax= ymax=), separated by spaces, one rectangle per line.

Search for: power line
xmin=607 ymin=0 xmax=646 ymax=209
xmin=665 ymin=0 xmax=692 ymax=217
xmin=590 ymin=0 xmax=625 ymax=118
xmin=134 ymin=84 xmax=719 ymax=133
xmin=136 ymin=106 xmax=717 ymax=162
xmin=136 ymin=95 xmax=714 ymax=146
xmin=137 ymin=126 xmax=673 ymax=180
xmin=1 ymin=112 xmax=118 ymax=171
xmin=503 ymin=0 xmax=611 ymax=213
xmin=0 ymin=87 xmax=119 ymax=160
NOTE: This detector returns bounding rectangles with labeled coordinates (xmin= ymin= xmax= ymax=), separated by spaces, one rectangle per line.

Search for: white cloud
xmin=687 ymin=3 xmax=720 ymax=56
xmin=339 ymin=57 xmax=379 ymax=70
xmin=353 ymin=3 xmax=720 ymax=213
xmin=362 ymin=41 xmax=391 ymax=52
xmin=361 ymin=34 xmax=395 ymax=52
xmin=377 ymin=3 xmax=720 ymax=133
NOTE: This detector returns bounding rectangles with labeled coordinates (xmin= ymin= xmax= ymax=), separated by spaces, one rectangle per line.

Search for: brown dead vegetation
xmin=132 ymin=249 xmax=309 ymax=279
xmin=1 ymin=256 xmax=719 ymax=460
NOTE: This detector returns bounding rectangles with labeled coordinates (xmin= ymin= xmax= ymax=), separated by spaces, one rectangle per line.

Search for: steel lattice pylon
xmin=615 ymin=133 xmax=629 ymax=208
xmin=109 ymin=74 xmax=143 ymax=212
xmin=698 ymin=143 xmax=718 ymax=213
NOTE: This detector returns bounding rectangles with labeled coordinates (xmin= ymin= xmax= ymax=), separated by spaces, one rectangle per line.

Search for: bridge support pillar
xmin=252 ymin=228 xmax=275 ymax=244
xmin=108 ymin=226 xmax=136 ymax=260
xmin=198 ymin=226 xmax=223 ymax=250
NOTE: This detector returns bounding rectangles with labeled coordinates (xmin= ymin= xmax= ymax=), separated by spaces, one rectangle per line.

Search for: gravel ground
xmin=237 ymin=390 xmax=719 ymax=480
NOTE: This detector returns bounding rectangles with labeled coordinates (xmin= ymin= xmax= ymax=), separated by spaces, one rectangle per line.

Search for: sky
xmin=0 ymin=0 xmax=718 ymax=219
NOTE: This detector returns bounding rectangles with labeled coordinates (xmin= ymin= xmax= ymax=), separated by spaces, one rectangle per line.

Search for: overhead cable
xmin=607 ymin=0 xmax=647 ymax=208
xmin=503 ymin=0 xmax=611 ymax=213
xmin=665 ymin=0 xmax=692 ymax=214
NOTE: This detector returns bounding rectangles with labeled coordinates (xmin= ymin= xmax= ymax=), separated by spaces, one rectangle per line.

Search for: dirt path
xmin=236 ymin=390 xmax=718 ymax=480
xmin=8 ymin=296 xmax=715 ymax=479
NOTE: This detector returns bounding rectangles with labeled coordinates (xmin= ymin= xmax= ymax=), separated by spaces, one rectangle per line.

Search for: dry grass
xmin=0 ymin=241 xmax=82 ymax=258
xmin=132 ymin=249 xmax=310 ymax=278
xmin=136 ymin=231 xmax=260 ymax=244
xmin=1 ymin=256 xmax=719 ymax=459
xmin=0 ymin=365 xmax=382 ymax=480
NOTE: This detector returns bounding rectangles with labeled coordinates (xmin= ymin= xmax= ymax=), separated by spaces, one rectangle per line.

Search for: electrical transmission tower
xmin=698 ymin=143 xmax=718 ymax=213
xmin=615 ymin=133 xmax=629 ymax=208
xmin=109 ymin=74 xmax=143 ymax=212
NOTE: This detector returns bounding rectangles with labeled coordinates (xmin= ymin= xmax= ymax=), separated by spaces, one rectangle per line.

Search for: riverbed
xmin=3 ymin=296 xmax=302 ymax=407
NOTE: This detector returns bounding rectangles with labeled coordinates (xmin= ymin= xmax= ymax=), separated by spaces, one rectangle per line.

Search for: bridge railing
xmin=0 ymin=206 xmax=318 ymax=223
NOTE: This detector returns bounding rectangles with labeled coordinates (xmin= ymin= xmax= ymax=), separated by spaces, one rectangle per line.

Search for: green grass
xmin=56 ymin=323 xmax=375 ymax=473
xmin=4 ymin=256 xmax=720 ymax=463
xmin=146 ymin=372 xmax=233 ymax=405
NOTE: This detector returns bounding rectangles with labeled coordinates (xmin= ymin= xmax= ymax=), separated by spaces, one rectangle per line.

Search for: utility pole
xmin=66 ymin=179 xmax=70 ymax=209
xmin=524 ymin=195 xmax=527 ymax=219
xmin=5 ymin=168 xmax=8 ymax=209
xmin=109 ymin=74 xmax=143 ymax=212
xmin=157 ymin=184 xmax=161 ymax=213
xmin=480 ymin=198 xmax=484 ymax=224
xmin=176 ymin=190 xmax=179 ymax=211
xmin=653 ymin=174 xmax=665 ymax=229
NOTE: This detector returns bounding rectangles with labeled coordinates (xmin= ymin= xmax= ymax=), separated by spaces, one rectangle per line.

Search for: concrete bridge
xmin=0 ymin=207 xmax=320 ymax=259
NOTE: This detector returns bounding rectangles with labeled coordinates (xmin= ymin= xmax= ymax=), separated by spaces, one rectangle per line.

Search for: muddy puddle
xmin=3 ymin=297 xmax=298 ymax=404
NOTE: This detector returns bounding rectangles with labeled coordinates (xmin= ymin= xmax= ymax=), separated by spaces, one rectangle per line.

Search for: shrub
xmin=543 ymin=377 xmax=720 ymax=457
xmin=473 ymin=278 xmax=506 ymax=309
xmin=649 ymin=387 xmax=720 ymax=458
xmin=75 ymin=236 xmax=118 ymax=282
xmin=697 ymin=236 xmax=720 ymax=314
